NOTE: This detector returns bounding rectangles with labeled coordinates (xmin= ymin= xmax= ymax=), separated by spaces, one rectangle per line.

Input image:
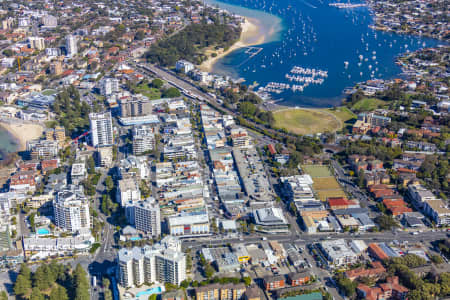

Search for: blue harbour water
xmin=0 ymin=126 xmax=20 ymax=160
xmin=207 ymin=0 xmax=442 ymax=107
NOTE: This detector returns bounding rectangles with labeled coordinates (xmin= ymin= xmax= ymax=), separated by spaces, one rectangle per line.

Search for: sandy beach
xmin=0 ymin=121 xmax=45 ymax=151
xmin=199 ymin=17 xmax=267 ymax=72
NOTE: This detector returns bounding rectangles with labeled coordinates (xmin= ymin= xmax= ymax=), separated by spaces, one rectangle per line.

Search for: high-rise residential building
xmin=65 ymin=35 xmax=77 ymax=57
xmin=18 ymin=17 xmax=30 ymax=27
xmin=42 ymin=15 xmax=57 ymax=28
xmin=2 ymin=18 xmax=14 ymax=30
xmin=26 ymin=139 xmax=59 ymax=160
xmin=132 ymin=125 xmax=155 ymax=155
xmin=125 ymin=198 xmax=161 ymax=236
xmin=28 ymin=36 xmax=45 ymax=50
xmin=53 ymin=185 xmax=90 ymax=232
xmin=45 ymin=48 xmax=61 ymax=57
xmin=50 ymin=61 xmax=63 ymax=75
xmin=117 ymin=236 xmax=186 ymax=287
xmin=99 ymin=77 xmax=120 ymax=96
xmin=89 ymin=111 xmax=114 ymax=147
xmin=45 ymin=126 xmax=66 ymax=145
xmin=117 ymin=178 xmax=141 ymax=206
xmin=120 ymin=97 xmax=152 ymax=118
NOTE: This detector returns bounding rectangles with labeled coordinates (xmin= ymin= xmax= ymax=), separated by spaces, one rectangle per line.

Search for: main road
xmin=182 ymin=230 xmax=448 ymax=250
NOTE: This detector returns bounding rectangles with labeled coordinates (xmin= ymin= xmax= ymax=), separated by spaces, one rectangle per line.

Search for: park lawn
xmin=323 ymin=107 xmax=356 ymax=124
xmin=301 ymin=165 xmax=332 ymax=178
xmin=352 ymin=97 xmax=387 ymax=111
xmin=313 ymin=177 xmax=341 ymax=190
xmin=42 ymin=89 xmax=57 ymax=96
xmin=273 ymin=108 xmax=341 ymax=135
xmin=136 ymin=83 xmax=162 ymax=100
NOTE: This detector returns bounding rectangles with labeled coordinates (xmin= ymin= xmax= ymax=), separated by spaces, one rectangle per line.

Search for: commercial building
xmin=126 ymin=198 xmax=161 ymax=236
xmin=229 ymin=127 xmax=251 ymax=148
xmin=202 ymin=247 xmax=240 ymax=272
xmin=252 ymin=207 xmax=289 ymax=233
xmin=132 ymin=125 xmax=155 ymax=155
xmin=53 ymin=186 xmax=90 ymax=232
xmin=318 ymin=239 xmax=358 ymax=267
xmin=175 ymin=60 xmax=194 ymax=74
xmin=117 ymin=236 xmax=186 ymax=287
xmin=89 ymin=111 xmax=114 ymax=147
xmin=233 ymin=147 xmax=272 ymax=202
xmin=167 ymin=212 xmax=209 ymax=237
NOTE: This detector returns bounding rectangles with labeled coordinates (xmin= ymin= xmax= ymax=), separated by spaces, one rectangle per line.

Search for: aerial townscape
xmin=0 ymin=0 xmax=448 ymax=300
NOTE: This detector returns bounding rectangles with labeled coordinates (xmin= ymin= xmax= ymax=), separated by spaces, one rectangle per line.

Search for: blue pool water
xmin=136 ymin=287 xmax=162 ymax=298
xmin=37 ymin=228 xmax=50 ymax=235
xmin=130 ymin=237 xmax=142 ymax=241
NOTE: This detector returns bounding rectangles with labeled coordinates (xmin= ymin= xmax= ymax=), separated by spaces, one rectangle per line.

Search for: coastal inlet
xmin=207 ymin=0 xmax=442 ymax=107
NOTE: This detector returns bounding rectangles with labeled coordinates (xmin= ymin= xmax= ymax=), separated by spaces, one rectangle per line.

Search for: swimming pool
xmin=130 ymin=237 xmax=142 ymax=241
xmin=136 ymin=286 xmax=162 ymax=298
xmin=37 ymin=228 xmax=50 ymax=235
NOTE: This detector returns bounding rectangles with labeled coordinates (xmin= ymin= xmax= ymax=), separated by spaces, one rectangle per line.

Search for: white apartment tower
xmin=117 ymin=178 xmax=141 ymax=206
xmin=117 ymin=236 xmax=186 ymax=287
xmin=66 ymin=35 xmax=78 ymax=57
xmin=125 ymin=198 xmax=161 ymax=236
xmin=100 ymin=78 xmax=120 ymax=96
xmin=53 ymin=187 xmax=90 ymax=232
xmin=89 ymin=111 xmax=114 ymax=147
xmin=132 ymin=125 xmax=155 ymax=155
xmin=28 ymin=37 xmax=45 ymax=50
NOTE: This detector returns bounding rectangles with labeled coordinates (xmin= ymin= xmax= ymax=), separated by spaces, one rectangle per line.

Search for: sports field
xmin=302 ymin=164 xmax=347 ymax=202
xmin=273 ymin=108 xmax=341 ymax=135
xmin=301 ymin=165 xmax=332 ymax=178
xmin=312 ymin=177 xmax=341 ymax=190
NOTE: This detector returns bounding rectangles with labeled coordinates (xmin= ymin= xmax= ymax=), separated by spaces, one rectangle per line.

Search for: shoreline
xmin=198 ymin=17 xmax=267 ymax=72
xmin=0 ymin=121 xmax=45 ymax=152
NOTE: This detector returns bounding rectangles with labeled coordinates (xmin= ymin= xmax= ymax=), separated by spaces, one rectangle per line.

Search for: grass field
xmin=301 ymin=165 xmax=332 ymax=178
xmin=317 ymin=190 xmax=347 ymax=202
xmin=273 ymin=108 xmax=341 ymax=135
xmin=323 ymin=107 xmax=356 ymax=124
xmin=312 ymin=177 xmax=341 ymax=190
xmin=352 ymin=98 xmax=387 ymax=111
xmin=302 ymin=164 xmax=347 ymax=201
xmin=42 ymin=89 xmax=57 ymax=96
xmin=135 ymin=83 xmax=162 ymax=100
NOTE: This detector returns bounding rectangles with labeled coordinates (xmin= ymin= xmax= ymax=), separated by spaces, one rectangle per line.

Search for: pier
xmin=329 ymin=2 xmax=366 ymax=8
xmin=244 ymin=47 xmax=263 ymax=58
